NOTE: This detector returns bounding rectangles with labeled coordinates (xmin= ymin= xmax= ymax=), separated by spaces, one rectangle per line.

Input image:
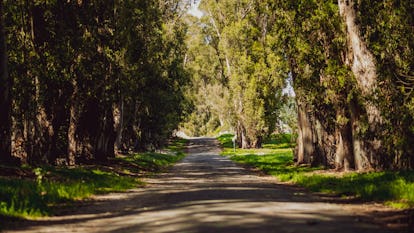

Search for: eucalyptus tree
xmin=349 ymin=0 xmax=414 ymax=168
xmin=192 ymin=0 xmax=413 ymax=169
xmin=181 ymin=15 xmax=234 ymax=136
xmin=113 ymin=0 xmax=190 ymax=151
xmin=270 ymin=0 xmax=414 ymax=170
xmin=2 ymin=0 xmax=190 ymax=166
xmin=196 ymin=0 xmax=285 ymax=148
xmin=0 ymin=0 xmax=13 ymax=164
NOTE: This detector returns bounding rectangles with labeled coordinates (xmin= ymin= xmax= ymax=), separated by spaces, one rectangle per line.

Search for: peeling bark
xmin=339 ymin=0 xmax=382 ymax=170
xmin=208 ymin=9 xmax=232 ymax=78
xmin=335 ymin=124 xmax=355 ymax=170
xmin=295 ymin=99 xmax=316 ymax=164
xmin=338 ymin=0 xmax=378 ymax=96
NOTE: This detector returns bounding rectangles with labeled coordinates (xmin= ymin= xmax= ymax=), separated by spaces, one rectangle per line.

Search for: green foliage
xmin=354 ymin=0 xmax=414 ymax=167
xmin=216 ymin=134 xmax=235 ymax=148
xmin=180 ymin=15 xmax=234 ymax=137
xmin=278 ymin=96 xmax=297 ymax=134
xmin=183 ymin=0 xmax=287 ymax=145
xmin=2 ymin=0 xmax=190 ymax=164
xmin=263 ymin=133 xmax=296 ymax=149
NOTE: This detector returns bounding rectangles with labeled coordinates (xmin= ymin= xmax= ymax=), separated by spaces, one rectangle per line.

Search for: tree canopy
xmin=0 ymin=0 xmax=413 ymax=170
xmin=1 ymin=0 xmax=190 ymax=165
xmin=181 ymin=0 xmax=414 ymax=170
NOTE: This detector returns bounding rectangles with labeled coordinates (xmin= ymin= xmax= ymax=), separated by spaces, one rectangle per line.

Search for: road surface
xmin=4 ymin=138 xmax=391 ymax=233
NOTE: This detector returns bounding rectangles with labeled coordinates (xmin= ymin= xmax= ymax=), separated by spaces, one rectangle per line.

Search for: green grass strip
xmin=0 ymin=138 xmax=187 ymax=219
xmin=218 ymin=134 xmax=414 ymax=209
xmin=0 ymin=167 xmax=140 ymax=219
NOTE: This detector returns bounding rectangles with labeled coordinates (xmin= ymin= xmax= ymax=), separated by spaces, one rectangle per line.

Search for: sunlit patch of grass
xmin=263 ymin=133 xmax=296 ymax=149
xmin=167 ymin=137 xmax=188 ymax=153
xmin=118 ymin=138 xmax=187 ymax=173
xmin=217 ymin=134 xmax=414 ymax=209
xmin=0 ymin=179 xmax=46 ymax=218
xmin=293 ymin=172 xmax=414 ymax=208
xmin=0 ymin=167 xmax=139 ymax=219
xmin=217 ymin=134 xmax=234 ymax=148
xmin=120 ymin=151 xmax=185 ymax=172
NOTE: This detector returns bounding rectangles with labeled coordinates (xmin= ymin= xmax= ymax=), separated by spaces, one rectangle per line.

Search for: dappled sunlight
xmin=5 ymin=138 xmax=390 ymax=233
xmin=10 ymin=185 xmax=381 ymax=233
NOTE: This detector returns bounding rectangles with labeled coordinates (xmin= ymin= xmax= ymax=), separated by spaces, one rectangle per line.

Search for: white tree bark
xmin=339 ymin=0 xmax=382 ymax=170
xmin=207 ymin=9 xmax=232 ymax=77
xmin=338 ymin=0 xmax=382 ymax=125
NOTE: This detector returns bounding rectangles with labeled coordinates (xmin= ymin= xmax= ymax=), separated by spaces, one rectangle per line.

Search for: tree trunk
xmin=67 ymin=78 xmax=79 ymax=165
xmin=78 ymin=98 xmax=100 ymax=162
xmin=289 ymin=56 xmax=317 ymax=165
xmin=295 ymin=99 xmax=316 ymax=164
xmin=0 ymin=2 xmax=15 ymax=165
xmin=335 ymin=122 xmax=355 ymax=170
xmin=34 ymin=75 xmax=55 ymax=164
xmin=295 ymin=102 xmax=305 ymax=164
xmin=253 ymin=135 xmax=262 ymax=149
xmin=339 ymin=0 xmax=381 ymax=170
xmin=31 ymin=5 xmax=54 ymax=164
xmin=208 ymin=9 xmax=232 ymax=78
xmin=236 ymin=121 xmax=250 ymax=149
xmin=94 ymin=108 xmax=116 ymax=161
xmin=241 ymin=130 xmax=250 ymax=149
xmin=349 ymin=98 xmax=372 ymax=170
xmin=113 ymin=98 xmax=124 ymax=153
xmin=312 ymin=118 xmax=331 ymax=167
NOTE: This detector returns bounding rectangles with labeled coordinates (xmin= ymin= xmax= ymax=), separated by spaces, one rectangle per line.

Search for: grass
xmin=0 ymin=138 xmax=187 ymax=220
xmin=217 ymin=134 xmax=414 ymax=209
xmin=117 ymin=138 xmax=187 ymax=174
xmin=0 ymin=167 xmax=140 ymax=218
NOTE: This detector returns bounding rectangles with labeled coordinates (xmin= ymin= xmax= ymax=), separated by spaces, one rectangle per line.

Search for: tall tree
xmin=196 ymin=0 xmax=285 ymax=148
xmin=273 ymin=0 xmax=414 ymax=170
xmin=0 ymin=0 xmax=13 ymax=164
xmin=2 ymin=0 xmax=190 ymax=166
xmin=338 ymin=0 xmax=382 ymax=170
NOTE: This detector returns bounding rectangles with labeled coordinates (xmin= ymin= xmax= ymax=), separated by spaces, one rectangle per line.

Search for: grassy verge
xmin=0 ymin=167 xmax=140 ymax=218
xmin=0 ymin=138 xmax=187 ymax=219
xmin=218 ymin=134 xmax=414 ymax=209
xmin=116 ymin=138 xmax=187 ymax=174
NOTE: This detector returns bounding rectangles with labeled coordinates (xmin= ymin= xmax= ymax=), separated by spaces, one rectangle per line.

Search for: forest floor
xmin=2 ymin=138 xmax=411 ymax=233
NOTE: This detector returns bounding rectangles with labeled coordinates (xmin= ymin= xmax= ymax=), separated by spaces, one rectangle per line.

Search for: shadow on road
xmin=4 ymin=138 xmax=400 ymax=233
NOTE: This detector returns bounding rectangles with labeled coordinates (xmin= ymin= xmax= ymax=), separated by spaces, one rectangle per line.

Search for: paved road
xmin=4 ymin=138 xmax=391 ymax=233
